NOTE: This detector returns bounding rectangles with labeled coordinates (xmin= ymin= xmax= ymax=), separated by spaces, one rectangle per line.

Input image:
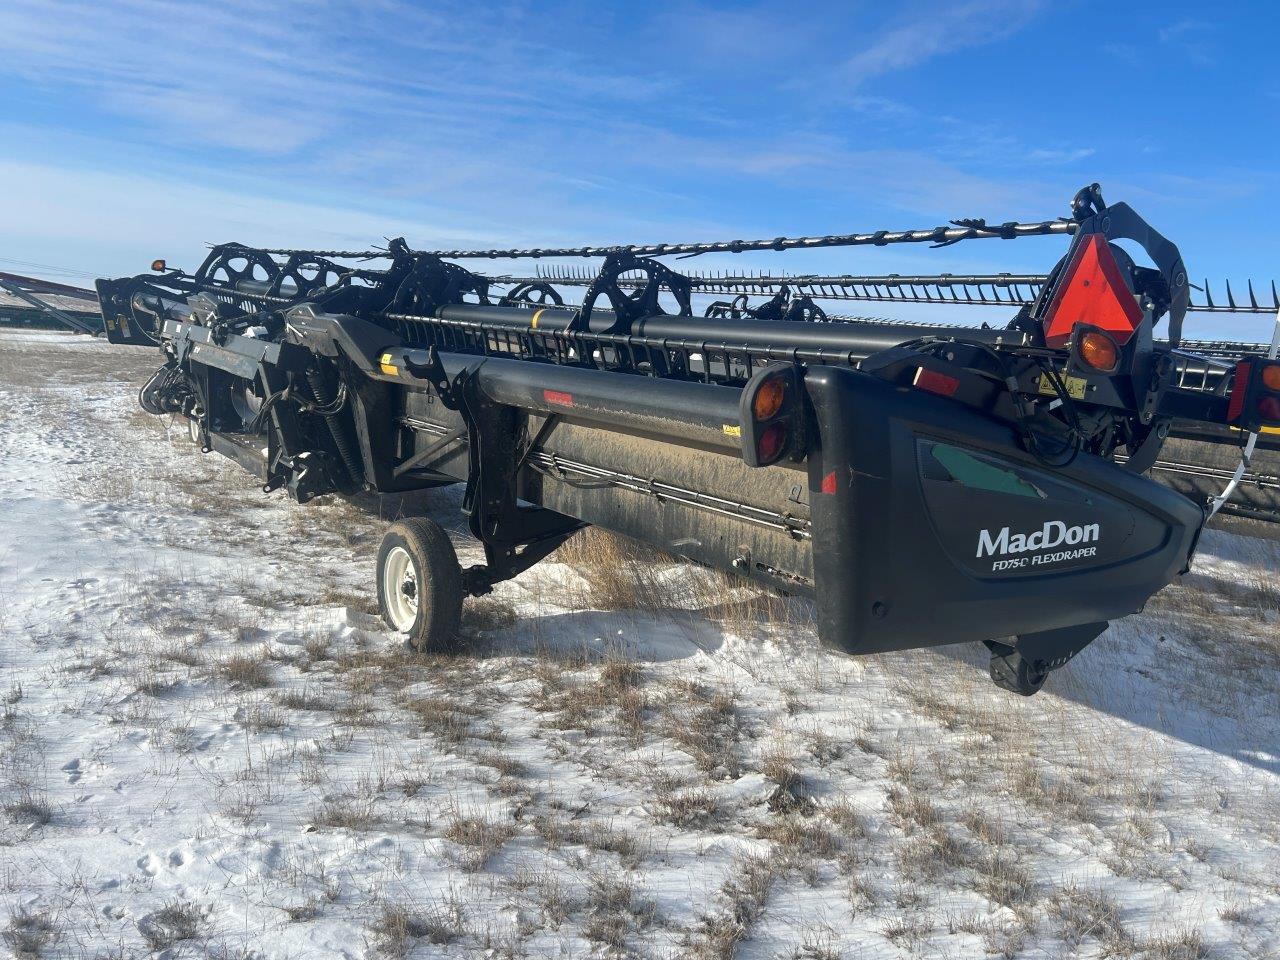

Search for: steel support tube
xmin=432 ymin=303 xmax=1034 ymax=360
xmin=414 ymin=348 xmax=746 ymax=453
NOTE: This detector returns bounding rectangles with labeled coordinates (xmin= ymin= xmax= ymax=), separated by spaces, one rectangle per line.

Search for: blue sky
xmin=1 ymin=0 xmax=1277 ymax=337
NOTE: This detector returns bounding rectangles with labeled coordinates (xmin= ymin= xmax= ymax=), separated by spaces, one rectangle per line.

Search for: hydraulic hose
xmin=305 ymin=366 xmax=363 ymax=484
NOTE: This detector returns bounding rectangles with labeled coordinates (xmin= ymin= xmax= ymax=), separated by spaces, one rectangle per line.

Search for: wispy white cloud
xmin=0 ymin=0 xmax=676 ymax=155
xmin=1026 ymin=147 xmax=1095 ymax=164
xmin=1158 ymin=18 xmax=1217 ymax=66
xmin=1158 ymin=18 xmax=1206 ymax=43
xmin=837 ymin=0 xmax=1045 ymax=87
xmin=6 ymin=0 xmax=1252 ymax=289
xmin=0 ymin=158 xmax=497 ymax=277
xmin=0 ymin=0 xmax=1059 ymax=242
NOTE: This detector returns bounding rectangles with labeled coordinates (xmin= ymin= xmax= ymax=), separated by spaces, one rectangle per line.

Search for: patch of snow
xmin=1 ymin=329 xmax=1277 ymax=958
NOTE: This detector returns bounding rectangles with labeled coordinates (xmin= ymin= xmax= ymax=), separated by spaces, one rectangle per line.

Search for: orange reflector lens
xmin=1078 ymin=330 xmax=1119 ymax=373
xmin=1259 ymin=396 xmax=1280 ymax=422
xmin=756 ymin=422 xmax=787 ymax=463
xmin=151 ymin=259 xmax=166 ymax=272
xmin=1263 ymin=365 xmax=1280 ymax=392
xmin=753 ymin=378 xmax=786 ymax=421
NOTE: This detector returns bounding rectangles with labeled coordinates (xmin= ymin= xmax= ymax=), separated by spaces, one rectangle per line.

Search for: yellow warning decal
xmin=722 ymin=424 xmax=742 ymax=438
xmin=530 ymin=308 xmax=545 ymax=329
xmin=379 ymin=352 xmax=399 ymax=376
xmin=1038 ymin=372 xmax=1087 ymax=400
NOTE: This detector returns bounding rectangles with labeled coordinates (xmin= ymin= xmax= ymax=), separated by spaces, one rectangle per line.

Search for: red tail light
xmin=1227 ymin=360 xmax=1252 ymax=423
xmin=756 ymin=423 xmax=787 ymax=463
xmin=740 ymin=364 xmax=803 ymax=467
xmin=1227 ymin=358 xmax=1280 ymax=430
xmin=1042 ymin=233 xmax=1143 ymax=349
xmin=913 ymin=367 xmax=960 ymax=397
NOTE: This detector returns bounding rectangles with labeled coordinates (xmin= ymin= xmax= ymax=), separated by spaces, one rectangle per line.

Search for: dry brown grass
xmin=657 ymin=679 xmax=741 ymax=778
xmin=524 ymin=648 xmax=658 ymax=744
xmin=581 ymin=871 xmax=655 ymax=952
xmin=369 ymin=898 xmax=467 ymax=957
xmin=461 ymin=594 xmax=518 ymax=639
xmin=3 ymin=907 xmax=60 ymax=959
xmin=759 ymin=741 xmax=800 ymax=791
xmin=531 ymin=814 xmax=645 ymax=868
xmin=505 ymin=865 xmax=577 ymax=928
xmin=400 ymin=693 xmax=484 ymax=746
xmin=553 ymin=527 xmax=809 ymax=635
xmin=883 ymin=914 xmax=933 ymax=949
xmin=553 ymin=527 xmax=670 ymax=611
xmin=4 ymin=789 xmax=53 ymax=827
xmin=758 ymin=813 xmax=838 ymax=864
xmin=139 ymin=899 xmax=208 ymax=952
xmin=689 ymin=851 xmax=779 ymax=960
xmin=443 ymin=810 xmax=516 ymax=871
xmin=885 ymin=784 xmax=941 ymax=835
xmin=215 ymin=650 xmax=273 ymax=689
xmin=302 ymin=635 xmax=333 ymax=664
xmin=1134 ymin=927 xmax=1209 ymax=960
xmin=972 ymin=849 xmax=1035 ymax=909
xmin=1047 ymin=884 xmax=1130 ymax=950
xmin=650 ymin=777 xmax=718 ymax=827
xmin=471 ymin=748 xmax=527 ymax=781
xmin=1144 ymin=566 xmax=1280 ymax=705
xmin=896 ymin=827 xmax=971 ymax=882
xmin=759 ymin=740 xmax=813 ymax=813
xmin=311 ymin=796 xmax=377 ymax=831
xmin=273 ymin=688 xmax=339 ymax=712
xmin=243 ymin=702 xmax=286 ymax=732
xmin=824 ymin=798 xmax=868 ymax=842
xmin=1217 ymin=901 xmax=1251 ymax=924
xmin=158 ymin=642 xmax=206 ymax=668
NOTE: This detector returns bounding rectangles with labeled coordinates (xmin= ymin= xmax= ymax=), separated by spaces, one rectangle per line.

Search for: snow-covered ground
xmin=1 ymin=329 xmax=1277 ymax=959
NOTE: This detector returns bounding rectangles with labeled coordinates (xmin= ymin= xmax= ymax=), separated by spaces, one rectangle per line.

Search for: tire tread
xmin=377 ymin=517 xmax=463 ymax=653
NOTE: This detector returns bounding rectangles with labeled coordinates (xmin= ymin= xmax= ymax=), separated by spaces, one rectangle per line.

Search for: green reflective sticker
xmin=931 ymin=443 xmax=1044 ymax=499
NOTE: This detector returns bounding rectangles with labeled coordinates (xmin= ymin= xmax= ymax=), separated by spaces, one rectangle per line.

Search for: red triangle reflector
xmin=1042 ymin=233 xmax=1143 ymax=348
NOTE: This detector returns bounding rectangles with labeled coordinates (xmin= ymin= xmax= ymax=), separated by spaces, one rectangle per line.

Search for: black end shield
xmin=804 ymin=366 xmax=1202 ymax=655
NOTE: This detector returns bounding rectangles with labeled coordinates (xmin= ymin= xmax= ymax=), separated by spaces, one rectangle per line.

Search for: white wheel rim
xmin=383 ymin=546 xmax=420 ymax=631
xmin=188 ymin=417 xmax=201 ymax=443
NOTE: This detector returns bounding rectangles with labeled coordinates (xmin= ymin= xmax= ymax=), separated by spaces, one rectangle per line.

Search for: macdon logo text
xmin=976 ymin=520 xmax=1100 ymax=566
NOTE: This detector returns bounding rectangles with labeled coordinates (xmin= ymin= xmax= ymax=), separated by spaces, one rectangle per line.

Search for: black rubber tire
xmin=376 ymin=518 xmax=464 ymax=653
xmin=988 ymin=645 xmax=1048 ymax=697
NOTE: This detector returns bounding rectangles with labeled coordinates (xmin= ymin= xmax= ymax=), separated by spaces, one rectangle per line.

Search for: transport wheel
xmin=187 ymin=416 xmax=201 ymax=445
xmin=377 ymin=518 xmax=463 ymax=653
xmin=987 ymin=644 xmax=1048 ymax=696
